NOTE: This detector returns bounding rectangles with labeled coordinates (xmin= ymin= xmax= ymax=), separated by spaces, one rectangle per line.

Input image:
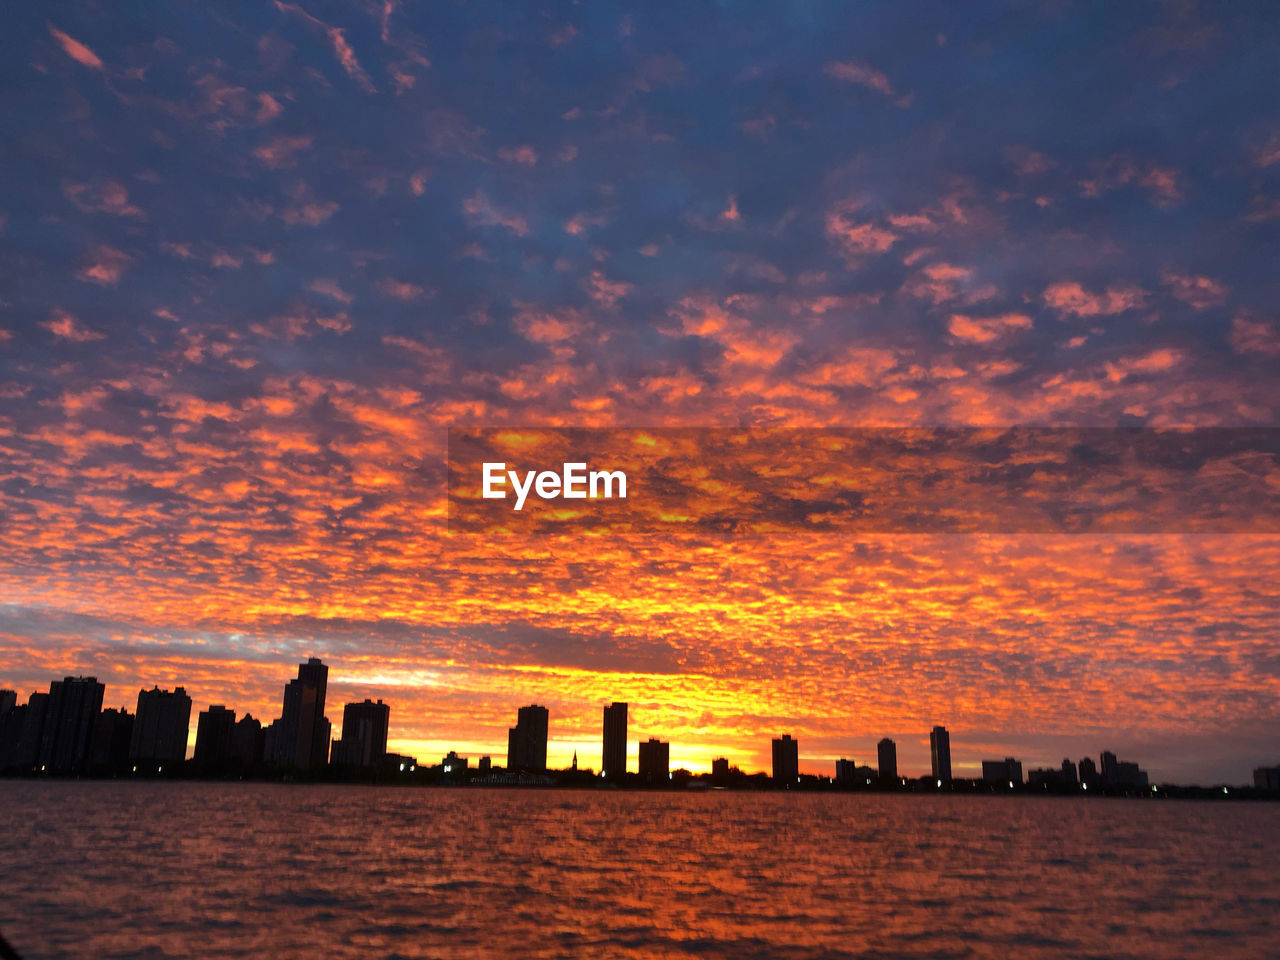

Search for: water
xmin=0 ymin=783 xmax=1276 ymax=959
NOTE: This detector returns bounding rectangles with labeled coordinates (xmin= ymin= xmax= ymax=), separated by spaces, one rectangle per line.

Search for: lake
xmin=0 ymin=783 xmax=1276 ymax=958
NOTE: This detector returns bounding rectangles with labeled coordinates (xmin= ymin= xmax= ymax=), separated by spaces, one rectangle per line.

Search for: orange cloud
xmin=1162 ymin=271 xmax=1227 ymax=309
xmin=42 ymin=309 xmax=105 ymax=342
xmin=1229 ymin=316 xmax=1280 ymax=356
xmin=77 ymin=245 xmax=131 ymax=286
xmin=947 ymin=312 xmax=1032 ymax=344
xmin=48 ymin=24 xmax=103 ymax=69
xmin=1044 ymin=281 xmax=1146 ymax=317
xmin=825 ymin=203 xmax=897 ymax=261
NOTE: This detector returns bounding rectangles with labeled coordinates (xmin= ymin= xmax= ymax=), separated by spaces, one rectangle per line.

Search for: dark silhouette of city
xmin=1 ymin=659 xmax=1277 ymax=798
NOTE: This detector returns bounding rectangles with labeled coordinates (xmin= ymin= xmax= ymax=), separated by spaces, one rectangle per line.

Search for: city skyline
xmin=1 ymin=658 xmax=1271 ymax=786
xmin=2 ymin=4 xmax=1279 ymax=787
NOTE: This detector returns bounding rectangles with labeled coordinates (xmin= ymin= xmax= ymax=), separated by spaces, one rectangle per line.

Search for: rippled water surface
xmin=0 ymin=783 xmax=1277 ymax=959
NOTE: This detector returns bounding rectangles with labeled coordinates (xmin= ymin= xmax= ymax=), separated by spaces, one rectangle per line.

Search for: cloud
xmin=1005 ymin=146 xmax=1055 ymax=177
xmin=497 ymin=145 xmax=538 ymax=165
xmin=905 ymin=263 xmax=998 ymax=306
xmin=462 ymin=191 xmax=528 ymax=236
xmin=1228 ymin=316 xmax=1280 ymax=356
xmin=513 ymin=306 xmax=588 ymax=344
xmin=1044 ymin=281 xmax=1146 ymax=317
xmin=376 ymin=278 xmax=428 ymax=301
xmin=824 ymin=59 xmax=912 ymax=107
xmin=77 ymin=246 xmax=131 ymax=286
xmin=308 ymin=278 xmax=354 ymax=303
xmin=585 ymin=270 xmax=633 ymax=308
xmin=563 ymin=212 xmax=608 ymax=236
xmin=42 ymin=309 xmax=105 ymax=342
xmin=253 ymin=135 xmax=314 ymax=169
xmin=63 ymin=181 xmax=145 ymax=218
xmin=273 ymin=1 xmax=376 ymax=93
xmin=825 ymin=202 xmax=897 ymax=261
xmin=47 ymin=24 xmax=103 ymax=69
xmin=1252 ymin=131 xmax=1280 ymax=168
xmin=946 ymin=312 xmax=1032 ymax=344
xmin=1162 ymin=271 xmax=1227 ymax=309
xmin=1079 ymin=156 xmax=1183 ymax=207
xmin=1103 ymin=348 xmax=1183 ymax=382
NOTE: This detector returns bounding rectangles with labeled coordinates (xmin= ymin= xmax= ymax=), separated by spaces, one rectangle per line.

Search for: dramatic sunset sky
xmin=2 ymin=2 xmax=1278 ymax=782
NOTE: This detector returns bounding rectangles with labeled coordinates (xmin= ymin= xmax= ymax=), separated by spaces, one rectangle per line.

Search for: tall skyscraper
xmin=0 ymin=699 xmax=27 ymax=771
xmin=1078 ymin=756 xmax=1098 ymax=787
xmin=638 ymin=738 xmax=669 ymax=784
xmin=772 ymin=734 xmax=799 ymax=783
xmin=130 ymin=686 xmax=192 ymax=766
xmin=10 ymin=691 xmax=49 ymax=771
xmin=507 ymin=704 xmax=548 ymax=771
xmin=268 ymin=658 xmax=331 ymax=771
xmin=330 ymin=699 xmax=390 ymax=767
xmin=37 ymin=676 xmax=105 ymax=773
xmin=0 ymin=689 xmax=15 ymax=717
xmin=877 ymin=737 xmax=898 ymax=784
xmin=88 ymin=707 xmax=133 ymax=774
xmin=194 ymin=705 xmax=237 ymax=769
xmin=930 ymin=725 xmax=952 ymax=782
xmin=601 ymin=701 xmax=627 ymax=780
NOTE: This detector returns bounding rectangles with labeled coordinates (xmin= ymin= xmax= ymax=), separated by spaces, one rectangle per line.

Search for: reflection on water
xmin=0 ymin=783 xmax=1276 ymax=959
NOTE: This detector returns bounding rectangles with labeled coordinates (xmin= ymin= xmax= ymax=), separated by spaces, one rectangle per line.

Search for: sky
xmin=1 ymin=1 xmax=1278 ymax=783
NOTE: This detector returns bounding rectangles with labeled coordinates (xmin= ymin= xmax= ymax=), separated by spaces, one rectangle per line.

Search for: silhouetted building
xmin=88 ymin=707 xmax=133 ymax=774
xmin=1100 ymin=751 xmax=1148 ymax=788
xmin=772 ymin=734 xmax=799 ymax=784
xmin=1028 ymin=759 xmax=1078 ymax=790
xmin=36 ymin=676 xmax=105 ymax=774
xmin=638 ymin=738 xmax=669 ymax=784
xmin=478 ymin=756 xmax=492 ymax=773
xmin=835 ymin=758 xmax=857 ymax=785
xmin=878 ymin=738 xmax=898 ymax=784
xmin=130 ymin=686 xmax=192 ymax=767
xmin=507 ymin=704 xmax=549 ymax=771
xmin=602 ymin=701 xmax=628 ymax=780
xmin=981 ymin=757 xmax=1023 ymax=784
xmin=712 ymin=757 xmax=729 ymax=779
xmin=9 ymin=692 xmax=49 ymax=771
xmin=330 ymin=699 xmax=390 ymax=767
xmin=1254 ymin=765 xmax=1280 ymax=791
xmin=442 ymin=750 xmax=468 ymax=776
xmin=0 ymin=699 xmax=27 ymax=770
xmin=385 ymin=752 xmax=417 ymax=773
xmin=1078 ymin=756 xmax=1098 ymax=787
xmin=0 ymin=689 xmax=14 ymax=717
xmin=268 ymin=658 xmax=331 ymax=771
xmin=193 ymin=705 xmax=237 ymax=769
xmin=230 ymin=714 xmax=264 ymax=766
xmin=930 ymin=726 xmax=952 ymax=782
